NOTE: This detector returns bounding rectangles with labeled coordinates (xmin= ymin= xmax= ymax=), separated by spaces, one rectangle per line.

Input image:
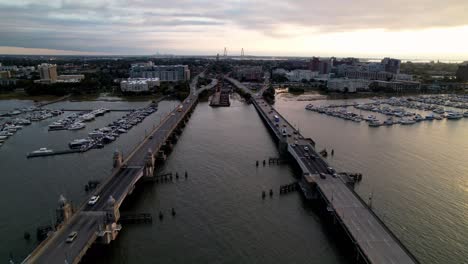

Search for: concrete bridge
xmin=22 ymin=75 xmax=202 ymax=264
xmin=228 ymin=77 xmax=420 ymax=264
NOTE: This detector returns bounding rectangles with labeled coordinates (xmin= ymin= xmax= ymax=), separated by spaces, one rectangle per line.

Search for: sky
xmin=1 ymin=0 xmax=468 ymax=60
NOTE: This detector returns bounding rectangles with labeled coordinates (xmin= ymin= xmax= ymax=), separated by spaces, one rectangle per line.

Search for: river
xmin=0 ymin=93 xmax=466 ymax=263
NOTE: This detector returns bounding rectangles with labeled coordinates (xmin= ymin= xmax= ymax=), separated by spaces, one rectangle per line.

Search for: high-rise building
xmin=456 ymin=65 xmax=468 ymax=82
xmin=308 ymin=57 xmax=331 ymax=74
xmin=38 ymin=63 xmax=58 ymax=82
xmin=130 ymin=64 xmax=190 ymax=82
xmin=381 ymin=58 xmax=401 ymax=74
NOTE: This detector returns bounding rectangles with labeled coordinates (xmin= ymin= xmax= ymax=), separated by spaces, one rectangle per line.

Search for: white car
xmin=88 ymin=195 xmax=100 ymax=206
xmin=66 ymin=231 xmax=78 ymax=243
xmin=304 ymin=146 xmax=309 ymax=151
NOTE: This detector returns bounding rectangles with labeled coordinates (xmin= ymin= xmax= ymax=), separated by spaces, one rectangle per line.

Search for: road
xmin=248 ymin=84 xmax=418 ymax=264
xmin=24 ymin=69 xmax=205 ymax=264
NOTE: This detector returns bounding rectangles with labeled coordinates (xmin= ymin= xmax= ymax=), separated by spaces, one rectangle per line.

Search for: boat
xmin=0 ymin=131 xmax=13 ymax=137
xmin=368 ymin=120 xmax=382 ymax=127
xmin=80 ymin=113 xmax=95 ymax=122
xmin=400 ymin=119 xmax=416 ymax=125
xmin=117 ymin=128 xmax=127 ymax=133
xmin=68 ymin=122 xmax=86 ymax=130
xmin=102 ymin=135 xmax=115 ymax=144
xmin=0 ymin=136 xmax=7 ymax=140
xmin=446 ymin=112 xmax=463 ymax=120
xmin=69 ymin=138 xmax=92 ymax=149
xmin=434 ymin=115 xmax=443 ymax=120
xmin=463 ymin=112 xmax=468 ymax=118
xmin=413 ymin=114 xmax=424 ymax=122
xmin=48 ymin=122 xmax=65 ymax=131
xmin=31 ymin=147 xmax=53 ymax=154
xmin=425 ymin=114 xmax=435 ymax=120
xmin=88 ymin=130 xmax=105 ymax=138
xmin=383 ymin=118 xmax=394 ymax=126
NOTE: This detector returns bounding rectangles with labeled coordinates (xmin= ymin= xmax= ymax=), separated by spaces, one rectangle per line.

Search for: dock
xmin=27 ymin=149 xmax=83 ymax=158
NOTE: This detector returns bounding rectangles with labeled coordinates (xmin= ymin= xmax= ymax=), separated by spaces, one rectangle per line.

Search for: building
xmin=57 ymin=74 xmax=85 ymax=83
xmin=0 ymin=64 xmax=18 ymax=72
xmin=0 ymin=79 xmax=17 ymax=86
xmin=120 ymin=78 xmax=160 ymax=93
xmin=286 ymin=70 xmax=318 ymax=82
xmin=38 ymin=63 xmax=58 ymax=82
xmin=381 ymin=58 xmax=401 ymax=74
xmin=327 ymin=78 xmax=370 ymax=92
xmin=130 ymin=64 xmax=190 ymax=82
xmin=345 ymin=70 xmax=394 ymax=81
xmin=370 ymin=80 xmax=421 ymax=92
xmin=232 ymin=66 xmax=263 ymax=81
xmin=309 ymin=57 xmax=332 ymax=74
xmin=456 ymin=64 xmax=468 ymax=82
xmin=394 ymin=73 xmax=414 ymax=81
xmin=0 ymin=71 xmax=11 ymax=79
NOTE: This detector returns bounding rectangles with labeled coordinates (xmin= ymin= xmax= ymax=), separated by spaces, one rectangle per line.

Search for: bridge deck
xmin=24 ymin=93 xmax=198 ymax=264
xmin=242 ymin=81 xmax=418 ymax=264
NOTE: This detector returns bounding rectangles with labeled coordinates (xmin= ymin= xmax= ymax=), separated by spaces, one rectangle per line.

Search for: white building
xmin=273 ymin=68 xmax=288 ymax=75
xmin=327 ymin=78 xmax=370 ymax=92
xmin=130 ymin=64 xmax=190 ymax=82
xmin=120 ymin=78 xmax=160 ymax=93
xmin=286 ymin=70 xmax=319 ymax=82
xmin=38 ymin=63 xmax=58 ymax=82
xmin=57 ymin=74 xmax=85 ymax=83
xmin=394 ymin=73 xmax=413 ymax=81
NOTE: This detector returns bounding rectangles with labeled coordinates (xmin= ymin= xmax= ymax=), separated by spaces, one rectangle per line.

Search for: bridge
xmin=227 ymin=77 xmax=420 ymax=264
xmin=23 ymin=74 xmax=203 ymax=264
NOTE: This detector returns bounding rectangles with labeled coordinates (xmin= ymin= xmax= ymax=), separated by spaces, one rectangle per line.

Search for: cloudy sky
xmin=1 ymin=0 xmax=468 ymax=59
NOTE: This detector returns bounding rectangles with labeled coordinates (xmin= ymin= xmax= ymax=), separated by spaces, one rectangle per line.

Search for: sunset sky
xmin=1 ymin=0 xmax=468 ymax=59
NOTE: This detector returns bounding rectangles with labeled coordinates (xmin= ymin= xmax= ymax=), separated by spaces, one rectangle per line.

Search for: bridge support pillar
xmin=56 ymin=195 xmax=73 ymax=228
xmin=143 ymin=149 xmax=155 ymax=178
xmin=171 ymin=134 xmax=179 ymax=144
xmin=98 ymin=196 xmax=121 ymax=244
xmin=113 ymin=150 xmax=123 ymax=168
xmin=157 ymin=150 xmax=167 ymax=162
xmin=278 ymin=140 xmax=289 ymax=157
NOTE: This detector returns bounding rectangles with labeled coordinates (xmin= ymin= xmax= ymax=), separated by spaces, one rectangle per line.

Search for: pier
xmin=22 ymin=74 xmax=203 ymax=264
xmin=228 ymin=77 xmax=419 ymax=264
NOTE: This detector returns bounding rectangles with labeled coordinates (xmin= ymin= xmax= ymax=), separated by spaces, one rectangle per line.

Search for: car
xmin=304 ymin=153 xmax=309 ymax=158
xmin=293 ymin=130 xmax=298 ymax=134
xmin=319 ymin=173 xmax=327 ymax=179
xmin=66 ymin=231 xmax=78 ymax=243
xmin=332 ymin=173 xmax=338 ymax=178
xmin=283 ymin=124 xmax=287 ymax=127
xmin=149 ymin=135 xmax=153 ymax=139
xmin=304 ymin=146 xmax=309 ymax=151
xmin=275 ymin=124 xmax=279 ymax=127
xmin=88 ymin=195 xmax=100 ymax=206
xmin=327 ymin=167 xmax=335 ymax=174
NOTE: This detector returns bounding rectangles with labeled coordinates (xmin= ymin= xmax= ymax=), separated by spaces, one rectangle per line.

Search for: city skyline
xmin=1 ymin=0 xmax=468 ymax=60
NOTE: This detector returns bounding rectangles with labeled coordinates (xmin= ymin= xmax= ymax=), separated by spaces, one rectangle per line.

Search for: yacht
xmin=88 ymin=130 xmax=105 ymax=138
xmin=400 ymin=118 xmax=416 ymax=125
xmin=117 ymin=128 xmax=127 ymax=133
xmin=69 ymin=138 xmax=92 ymax=149
xmin=434 ymin=115 xmax=443 ymax=120
xmin=102 ymin=135 xmax=115 ymax=144
xmin=0 ymin=136 xmax=8 ymax=140
xmin=383 ymin=118 xmax=394 ymax=126
xmin=68 ymin=122 xmax=86 ymax=130
xmin=413 ymin=114 xmax=424 ymax=122
xmin=0 ymin=131 xmax=13 ymax=137
xmin=31 ymin=147 xmax=53 ymax=154
xmin=446 ymin=112 xmax=463 ymax=120
xmin=48 ymin=122 xmax=65 ymax=131
xmin=368 ymin=120 xmax=382 ymax=127
xmin=81 ymin=113 xmax=95 ymax=122
xmin=425 ymin=114 xmax=435 ymax=120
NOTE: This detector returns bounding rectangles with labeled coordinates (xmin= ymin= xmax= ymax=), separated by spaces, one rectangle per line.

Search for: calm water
xmin=274 ymin=93 xmax=468 ymax=264
xmin=1 ymin=93 xmax=467 ymax=263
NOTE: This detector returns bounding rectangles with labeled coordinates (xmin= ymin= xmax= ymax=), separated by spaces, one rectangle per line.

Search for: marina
xmin=305 ymin=95 xmax=468 ymax=127
xmin=48 ymin=108 xmax=110 ymax=131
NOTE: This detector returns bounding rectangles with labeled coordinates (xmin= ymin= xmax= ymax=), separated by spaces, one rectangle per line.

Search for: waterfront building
xmin=38 ymin=63 xmax=58 ymax=82
xmin=327 ymin=78 xmax=370 ymax=92
xmin=130 ymin=63 xmax=190 ymax=82
xmin=286 ymin=70 xmax=319 ymax=82
xmin=381 ymin=57 xmax=401 ymax=74
xmin=57 ymin=74 xmax=85 ymax=83
xmin=345 ymin=70 xmax=393 ymax=81
xmin=456 ymin=64 xmax=468 ymax=82
xmin=120 ymin=78 xmax=160 ymax=93
xmin=0 ymin=71 xmax=11 ymax=79
xmin=232 ymin=66 xmax=263 ymax=81
xmin=309 ymin=57 xmax=332 ymax=74
xmin=370 ymin=80 xmax=421 ymax=92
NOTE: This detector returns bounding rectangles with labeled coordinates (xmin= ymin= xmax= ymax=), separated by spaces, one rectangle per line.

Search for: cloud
xmin=0 ymin=0 xmax=468 ymax=55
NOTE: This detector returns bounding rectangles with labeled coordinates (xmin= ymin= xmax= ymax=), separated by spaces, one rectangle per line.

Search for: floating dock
xmin=27 ymin=149 xmax=83 ymax=158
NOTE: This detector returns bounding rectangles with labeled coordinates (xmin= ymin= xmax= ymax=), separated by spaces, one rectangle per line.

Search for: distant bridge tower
xmin=223 ymin=47 xmax=227 ymax=58
xmin=143 ymin=149 xmax=155 ymax=178
xmin=241 ymin=48 xmax=244 ymax=58
xmin=113 ymin=150 xmax=123 ymax=168
xmin=216 ymin=53 xmax=220 ymax=62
